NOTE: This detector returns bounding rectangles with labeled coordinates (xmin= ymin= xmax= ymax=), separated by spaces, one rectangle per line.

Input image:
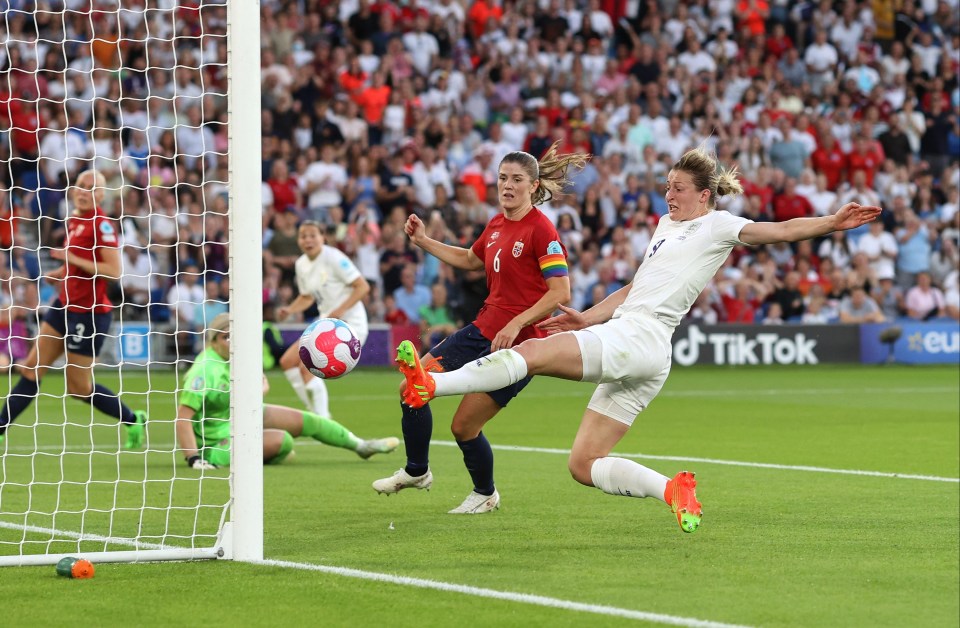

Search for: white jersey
xmin=616 ymin=211 xmax=752 ymax=330
xmin=295 ymin=246 xmax=369 ymax=343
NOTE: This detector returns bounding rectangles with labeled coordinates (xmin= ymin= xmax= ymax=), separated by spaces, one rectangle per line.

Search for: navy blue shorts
xmin=42 ymin=300 xmax=114 ymax=357
xmin=426 ymin=323 xmax=532 ymax=408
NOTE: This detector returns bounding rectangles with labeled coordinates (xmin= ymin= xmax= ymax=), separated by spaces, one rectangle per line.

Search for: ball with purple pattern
xmin=298 ymin=318 xmax=362 ymax=379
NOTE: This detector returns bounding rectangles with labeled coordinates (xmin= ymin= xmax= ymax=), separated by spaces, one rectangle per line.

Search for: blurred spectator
xmin=383 ymin=293 xmax=410 ymax=326
xmin=264 ymin=209 xmax=301 ymax=285
xmin=380 ymin=231 xmax=419 ymax=296
xmin=855 ymin=218 xmax=899 ymax=280
xmin=119 ymin=244 xmax=156 ymax=317
xmin=838 ymin=285 xmax=885 ymax=323
xmin=872 ymin=270 xmax=905 ymax=321
xmin=904 ymin=271 xmax=947 ymax=320
xmin=772 ymin=178 xmax=814 ymax=222
xmin=944 ymin=271 xmax=960 ymax=321
xmin=393 ymin=264 xmax=432 ymax=324
xmin=419 ymin=283 xmax=459 ymax=348
xmin=767 ymin=271 xmax=806 ymax=320
xmin=761 ymin=302 xmax=785 ymax=325
xmin=768 ymin=119 xmax=809 ymax=179
xmin=266 ymin=158 xmax=302 ymax=214
xmin=377 ymin=151 xmax=416 ymax=216
xmin=166 ymin=264 xmax=206 ymax=356
xmin=199 ymin=280 xmax=229 ymax=328
xmin=720 ymin=278 xmax=767 ymax=324
xmin=895 ymin=210 xmax=933 ymax=289
xmin=300 ymin=143 xmax=347 ymax=222
xmin=585 ymin=260 xmax=623 ymax=308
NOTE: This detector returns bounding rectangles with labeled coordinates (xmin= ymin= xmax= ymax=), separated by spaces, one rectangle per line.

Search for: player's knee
xmin=66 ymin=383 xmax=93 ymax=399
xmin=265 ymin=431 xmax=295 ymax=465
xmin=450 ymin=417 xmax=480 ymax=441
xmin=567 ymin=455 xmax=594 ymax=486
xmin=513 ymin=339 xmax=543 ymax=373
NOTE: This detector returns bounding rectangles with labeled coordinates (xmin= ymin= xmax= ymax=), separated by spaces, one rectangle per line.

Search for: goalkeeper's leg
xmin=264 ymin=429 xmax=295 ymax=464
xmin=263 ymin=404 xmax=397 ymax=459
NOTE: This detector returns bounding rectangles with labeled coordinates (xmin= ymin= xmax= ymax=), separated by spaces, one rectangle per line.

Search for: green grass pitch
xmin=1 ymin=364 xmax=958 ymax=627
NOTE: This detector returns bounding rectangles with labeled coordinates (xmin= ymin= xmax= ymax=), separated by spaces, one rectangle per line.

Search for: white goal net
xmin=0 ymin=0 xmax=262 ymax=566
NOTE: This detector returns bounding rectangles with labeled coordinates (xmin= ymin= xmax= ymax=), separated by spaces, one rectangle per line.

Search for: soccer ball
xmin=298 ymin=318 xmax=362 ymax=379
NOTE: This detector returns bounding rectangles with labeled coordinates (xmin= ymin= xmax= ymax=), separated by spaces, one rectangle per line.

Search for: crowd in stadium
xmin=1 ymin=0 xmax=960 ymax=362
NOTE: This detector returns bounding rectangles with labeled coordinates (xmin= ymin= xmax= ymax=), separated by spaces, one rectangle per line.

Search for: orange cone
xmin=71 ymin=559 xmax=95 ymax=579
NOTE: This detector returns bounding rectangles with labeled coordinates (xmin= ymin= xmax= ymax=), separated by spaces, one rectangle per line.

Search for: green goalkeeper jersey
xmin=179 ymin=347 xmax=232 ymax=444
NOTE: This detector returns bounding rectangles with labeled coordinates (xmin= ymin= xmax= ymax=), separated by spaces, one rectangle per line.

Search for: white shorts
xmin=571 ymin=314 xmax=672 ymax=426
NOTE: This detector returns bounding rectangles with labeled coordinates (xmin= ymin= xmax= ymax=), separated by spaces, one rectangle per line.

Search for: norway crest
xmin=512 ymin=241 xmax=524 ymax=257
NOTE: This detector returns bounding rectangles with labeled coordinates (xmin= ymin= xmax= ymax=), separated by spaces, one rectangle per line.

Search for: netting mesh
xmin=1 ymin=1 xmax=231 ymax=559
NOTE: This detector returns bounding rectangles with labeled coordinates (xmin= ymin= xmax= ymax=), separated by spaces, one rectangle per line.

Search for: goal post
xmin=0 ymin=0 xmax=262 ymax=566
xmin=226 ymin=0 xmax=264 ymax=563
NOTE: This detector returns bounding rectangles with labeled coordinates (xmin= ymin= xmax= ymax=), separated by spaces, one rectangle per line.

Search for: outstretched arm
xmin=537 ymin=282 xmax=633 ymax=335
xmin=175 ymin=405 xmax=201 ymax=460
xmin=327 ymin=276 xmax=370 ymax=320
xmin=739 ymin=203 xmax=882 ymax=246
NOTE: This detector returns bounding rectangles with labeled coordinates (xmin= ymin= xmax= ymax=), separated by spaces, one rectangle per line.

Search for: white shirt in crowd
xmin=804 ymin=41 xmax=839 ymax=74
xmin=167 ymin=280 xmax=205 ymax=326
xmin=402 ymin=30 xmax=439 ymax=77
xmin=300 ymin=159 xmax=348 ymax=209
xmin=854 ymin=228 xmax=899 ymax=280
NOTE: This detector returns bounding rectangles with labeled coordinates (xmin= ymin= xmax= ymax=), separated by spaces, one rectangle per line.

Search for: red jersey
xmin=811 ymin=146 xmax=847 ymax=191
xmin=772 ymin=192 xmax=814 ymax=222
xmin=846 ymin=148 xmax=882 ymax=188
xmin=61 ymin=207 xmax=119 ymax=313
xmin=469 ymin=208 xmax=568 ymax=345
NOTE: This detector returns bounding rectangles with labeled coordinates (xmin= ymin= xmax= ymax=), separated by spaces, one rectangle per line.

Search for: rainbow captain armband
xmin=538 ymin=242 xmax=569 ymax=279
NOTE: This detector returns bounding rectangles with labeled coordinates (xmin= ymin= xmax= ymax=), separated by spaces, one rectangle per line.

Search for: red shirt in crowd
xmin=721 ymin=293 xmax=760 ymax=323
xmin=467 ymin=0 xmax=503 ymax=41
xmin=354 ymin=84 xmax=391 ymax=125
xmin=846 ymin=146 xmax=883 ymax=188
xmin=338 ymin=70 xmax=367 ymax=95
xmin=268 ymin=176 xmax=299 ymax=212
xmin=61 ymin=207 xmax=119 ymax=313
xmin=741 ymin=178 xmax=775 ymax=214
xmin=736 ymin=0 xmax=769 ymax=37
xmin=811 ymin=144 xmax=847 ymax=191
xmin=469 ymin=209 xmax=568 ymax=345
xmin=765 ymin=34 xmax=793 ymax=60
xmin=772 ymin=192 xmax=815 ymax=222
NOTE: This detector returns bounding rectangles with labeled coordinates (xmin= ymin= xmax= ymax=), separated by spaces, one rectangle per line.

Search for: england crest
xmin=512 ymin=241 xmax=524 ymax=257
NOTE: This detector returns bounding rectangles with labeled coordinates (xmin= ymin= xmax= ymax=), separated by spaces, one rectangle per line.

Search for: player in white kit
xmin=395 ymin=147 xmax=882 ymax=533
xmin=277 ymin=221 xmax=370 ymax=418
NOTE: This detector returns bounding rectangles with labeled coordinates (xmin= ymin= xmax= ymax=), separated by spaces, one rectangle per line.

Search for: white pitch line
xmin=0 ymin=521 xmax=753 ymax=627
xmin=434 ymin=442 xmax=960 ymax=484
xmin=254 ymin=558 xmax=753 ymax=628
xmin=5 ymin=439 xmax=958 ymax=483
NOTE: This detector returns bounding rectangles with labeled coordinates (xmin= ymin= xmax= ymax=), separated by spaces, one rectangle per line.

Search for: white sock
xmin=283 ymin=367 xmax=310 ymax=408
xmin=433 ymin=349 xmax=529 ymax=397
xmin=590 ymin=457 xmax=669 ymax=502
xmin=306 ymin=376 xmax=330 ymax=418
